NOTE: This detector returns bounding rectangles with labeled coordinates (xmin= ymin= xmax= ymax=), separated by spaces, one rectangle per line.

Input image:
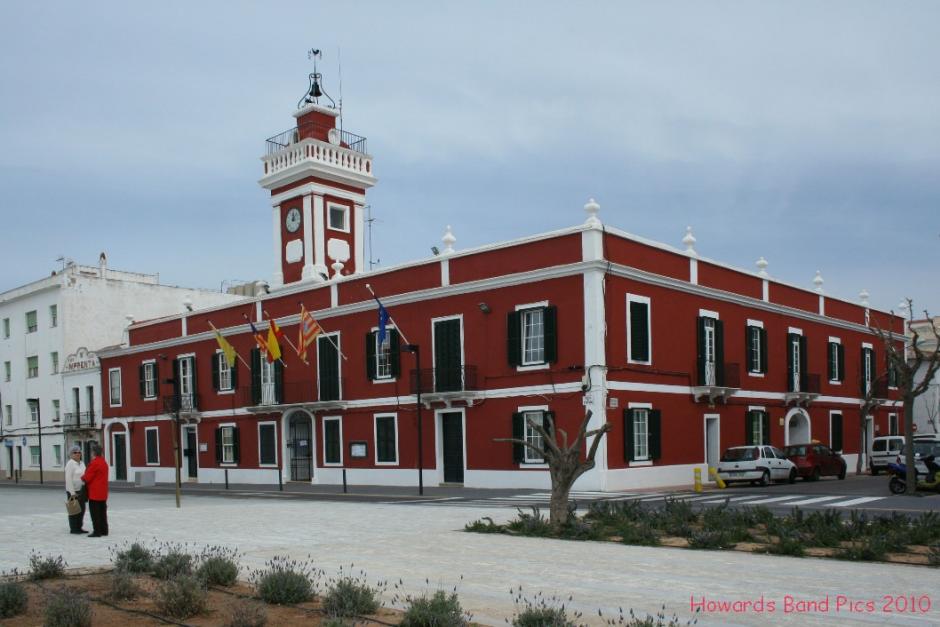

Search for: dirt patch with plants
xmin=466 ymin=499 xmax=940 ymax=567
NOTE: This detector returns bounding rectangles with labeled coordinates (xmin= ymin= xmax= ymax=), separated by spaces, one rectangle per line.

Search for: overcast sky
xmin=1 ymin=2 xmax=938 ymax=316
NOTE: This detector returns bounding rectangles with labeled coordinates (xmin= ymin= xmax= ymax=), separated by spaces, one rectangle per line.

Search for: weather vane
xmin=298 ymin=48 xmax=335 ymax=109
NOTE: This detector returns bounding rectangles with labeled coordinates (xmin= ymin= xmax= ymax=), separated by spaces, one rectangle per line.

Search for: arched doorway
xmin=786 ymin=409 xmax=811 ymax=445
xmin=287 ymin=411 xmax=314 ymax=482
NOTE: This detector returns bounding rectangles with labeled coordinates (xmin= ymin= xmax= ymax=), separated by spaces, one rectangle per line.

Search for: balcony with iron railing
xmin=241 ymin=381 xmax=315 ymax=408
xmin=261 ymin=121 xmax=372 ymax=181
xmin=163 ymin=394 xmax=200 ymax=414
xmin=63 ymin=411 xmax=97 ymax=430
xmin=692 ymin=362 xmax=741 ymax=404
xmin=784 ymin=373 xmax=822 ymax=407
xmin=409 ymin=366 xmax=482 ymax=407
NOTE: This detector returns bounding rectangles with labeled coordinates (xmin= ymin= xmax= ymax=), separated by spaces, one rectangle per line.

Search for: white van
xmin=870 ymin=435 xmax=904 ymax=474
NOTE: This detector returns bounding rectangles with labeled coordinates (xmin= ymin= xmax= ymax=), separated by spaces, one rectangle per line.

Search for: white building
xmin=910 ymin=317 xmax=940 ymax=434
xmin=0 ymin=255 xmax=246 ymax=481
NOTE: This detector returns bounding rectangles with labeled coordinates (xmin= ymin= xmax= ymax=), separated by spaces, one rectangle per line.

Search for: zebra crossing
xmin=392 ymin=489 xmax=888 ymax=511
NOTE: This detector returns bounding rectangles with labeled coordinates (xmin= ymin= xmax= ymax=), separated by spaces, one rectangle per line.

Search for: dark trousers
xmin=88 ymin=499 xmax=108 ymax=536
xmin=66 ymin=492 xmax=86 ymax=532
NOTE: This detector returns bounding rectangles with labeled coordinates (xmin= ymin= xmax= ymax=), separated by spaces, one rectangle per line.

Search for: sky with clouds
xmin=1 ymin=1 xmax=938 ymax=316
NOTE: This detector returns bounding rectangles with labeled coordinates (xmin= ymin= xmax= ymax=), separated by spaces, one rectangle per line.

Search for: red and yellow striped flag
xmin=297 ymin=305 xmax=323 ymax=364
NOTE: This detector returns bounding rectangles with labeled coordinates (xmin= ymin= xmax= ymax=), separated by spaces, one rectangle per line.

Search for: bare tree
xmin=496 ymin=410 xmax=611 ymax=528
xmin=922 ymin=384 xmax=940 ymax=434
xmin=857 ymin=372 xmax=888 ymax=475
xmin=870 ymin=300 xmax=940 ymax=494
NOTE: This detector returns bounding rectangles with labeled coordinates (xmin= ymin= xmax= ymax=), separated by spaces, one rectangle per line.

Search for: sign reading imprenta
xmin=63 ymin=347 xmax=100 ymax=372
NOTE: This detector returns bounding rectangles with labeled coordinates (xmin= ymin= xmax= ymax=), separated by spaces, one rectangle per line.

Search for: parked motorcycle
xmin=888 ymin=455 xmax=940 ymax=494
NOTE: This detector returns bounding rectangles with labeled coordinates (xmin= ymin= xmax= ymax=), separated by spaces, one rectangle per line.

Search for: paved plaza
xmin=1 ymin=485 xmax=938 ymax=625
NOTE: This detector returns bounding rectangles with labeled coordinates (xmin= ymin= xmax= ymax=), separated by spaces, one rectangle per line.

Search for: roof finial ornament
xmin=583 ymin=198 xmax=601 ymax=227
xmin=756 ymin=257 xmax=769 ymax=277
xmin=298 ymin=48 xmax=335 ymax=109
xmin=331 ymin=260 xmax=345 ymax=279
xmin=813 ymin=270 xmax=824 ymax=294
xmin=442 ymin=225 xmax=456 ymax=255
xmin=859 ymin=289 xmax=870 ymax=307
xmin=682 ymin=226 xmax=697 ymax=256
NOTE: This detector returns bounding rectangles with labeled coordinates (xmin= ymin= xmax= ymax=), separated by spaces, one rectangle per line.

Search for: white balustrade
xmin=263 ymin=138 xmax=372 ymax=178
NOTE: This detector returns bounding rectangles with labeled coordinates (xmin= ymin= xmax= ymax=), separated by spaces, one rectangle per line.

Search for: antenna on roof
xmin=366 ymin=204 xmax=381 ymax=270
xmin=337 ymin=46 xmax=344 ymax=134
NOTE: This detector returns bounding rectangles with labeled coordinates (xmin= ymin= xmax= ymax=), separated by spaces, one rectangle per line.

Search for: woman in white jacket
xmin=64 ymin=445 xmax=87 ymax=534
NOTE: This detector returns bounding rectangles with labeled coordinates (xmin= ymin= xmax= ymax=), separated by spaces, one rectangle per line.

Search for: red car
xmin=783 ymin=443 xmax=847 ymax=481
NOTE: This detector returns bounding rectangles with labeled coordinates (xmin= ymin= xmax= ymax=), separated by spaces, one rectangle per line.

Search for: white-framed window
xmin=178 ymin=356 xmax=194 ymax=396
xmin=52 ymin=400 xmax=60 ymax=422
xmin=220 ymin=425 xmax=237 ymax=464
xmin=145 ymin=427 xmax=160 ymax=464
xmin=511 ymin=302 xmax=554 ymax=369
xmin=51 ymin=352 xmax=59 ymax=374
xmin=27 ymin=355 xmax=38 ymax=378
xmin=327 ymin=203 xmax=349 ymax=232
xmin=53 ymin=444 xmax=62 ymax=466
xmin=260 ymin=358 xmax=275 ymax=405
xmin=702 ymin=317 xmax=717 ymax=385
xmin=25 ymin=310 xmax=37 ymax=333
xmin=258 ymin=422 xmax=278 ymax=466
xmin=746 ymin=320 xmax=765 ymax=375
xmin=28 ymin=399 xmax=39 ymax=423
xmin=751 ymin=414 xmax=764 ymax=446
xmin=108 ymin=368 xmax=122 ymax=406
xmin=322 ymin=416 xmax=343 ymax=465
xmin=376 ymin=331 xmax=392 ymax=380
xmin=30 ymin=446 xmax=40 ymax=466
xmin=888 ymin=413 xmax=899 ymax=436
xmin=49 ymin=305 xmax=58 ymax=328
xmin=374 ymin=414 xmax=398 ymax=464
xmin=216 ymin=351 xmax=233 ymax=392
xmin=523 ymin=411 xmax=545 ymax=463
xmin=143 ymin=361 xmax=157 ymax=399
xmin=522 ymin=308 xmax=545 ymax=365
xmin=4 ymin=405 xmax=11 ymax=426
xmin=3 ymin=361 xmax=9 ymax=382
xmin=2 ymin=318 xmax=9 ymax=338
xmin=632 ymin=408 xmax=650 ymax=462
xmin=828 ymin=337 xmax=843 ymax=383
xmin=627 ymin=294 xmax=651 ymax=364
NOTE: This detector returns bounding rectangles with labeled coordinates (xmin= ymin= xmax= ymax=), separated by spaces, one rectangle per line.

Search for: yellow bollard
xmin=709 ymin=467 xmax=727 ymax=489
xmin=694 ymin=468 xmax=702 ymax=492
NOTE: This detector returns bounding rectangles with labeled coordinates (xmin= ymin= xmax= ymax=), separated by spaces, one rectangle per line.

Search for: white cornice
xmin=292 ymin=103 xmax=339 ymax=119
xmin=269 ymin=181 xmax=368 ymax=207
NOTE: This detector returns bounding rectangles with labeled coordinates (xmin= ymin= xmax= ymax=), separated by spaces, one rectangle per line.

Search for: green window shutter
xmin=786 ymin=334 xmax=797 ymax=392
xmin=696 ymin=317 xmax=706 ymax=385
xmin=232 ymin=426 xmax=241 ymax=464
xmin=629 ymin=301 xmax=650 ymax=362
xmin=139 ymin=364 xmax=146 ymax=398
xmin=869 ymin=348 xmax=877 ymax=385
xmin=230 ymin=359 xmax=238 ymax=389
xmin=274 ymin=360 xmax=284 ymax=404
xmin=837 ymin=344 xmax=844 ymax=383
xmin=759 ymin=328 xmax=768 ymax=374
xmin=799 ymin=336 xmax=808 ymax=386
xmin=543 ymin=306 xmax=558 ymax=364
xmin=211 ymin=353 xmax=220 ymax=391
xmin=827 ymin=342 xmax=835 ymax=381
xmin=190 ymin=356 xmax=198 ymax=396
xmin=761 ymin=412 xmax=771 ymax=445
xmin=832 ymin=414 xmax=843 ymax=451
xmin=860 ymin=347 xmax=867 ymax=395
xmin=389 ymin=330 xmax=401 ymax=378
xmin=507 ymin=311 xmax=522 ymax=367
xmin=624 ymin=409 xmax=635 ymax=461
xmin=745 ymin=411 xmax=754 ymax=445
xmin=745 ymin=326 xmax=754 ymax=372
xmin=714 ymin=319 xmax=725 ymax=386
xmin=215 ymin=427 xmax=223 ymax=464
xmin=511 ymin=413 xmax=524 ymax=463
xmin=152 ymin=361 xmax=160 ymax=396
xmin=171 ymin=359 xmax=180 ymax=396
xmin=543 ymin=411 xmax=555 ymax=450
xmin=366 ymin=331 xmax=377 ymax=380
xmin=250 ymin=349 xmax=261 ymax=406
xmin=648 ymin=409 xmax=662 ymax=460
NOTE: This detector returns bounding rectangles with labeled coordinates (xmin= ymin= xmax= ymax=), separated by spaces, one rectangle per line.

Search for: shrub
xmin=112 ymin=542 xmax=154 ymax=574
xmin=152 ymin=548 xmax=195 ymax=580
xmin=322 ymin=569 xmax=383 ymax=617
xmin=800 ymin=510 xmax=846 ymax=548
xmin=464 ymin=517 xmax=503 ymax=533
xmin=623 ymin=604 xmax=699 ymax=626
xmin=837 ymin=534 xmax=889 ymax=562
xmin=618 ymin=522 xmax=660 ymax=547
xmin=560 ymin=517 xmax=604 ymax=541
xmin=510 ymin=588 xmax=579 ymax=627
xmin=928 ymin=543 xmax=940 ymax=568
xmin=250 ymin=556 xmax=318 ymax=605
xmin=687 ymin=530 xmax=732 ymax=550
xmin=506 ymin=507 xmax=555 ymax=537
xmin=401 ymin=589 xmax=469 ymax=626
xmin=0 ymin=580 xmax=28 ymax=618
xmin=197 ymin=552 xmax=240 ymax=587
xmin=909 ymin=512 xmax=940 ymax=546
xmin=227 ymin=599 xmax=268 ymax=627
xmin=27 ymin=551 xmax=66 ymax=580
xmin=155 ymin=574 xmax=208 ymax=619
xmin=44 ymin=587 xmax=92 ymax=627
xmin=108 ymin=570 xmax=139 ymax=601
xmin=766 ymin=530 xmax=805 ymax=557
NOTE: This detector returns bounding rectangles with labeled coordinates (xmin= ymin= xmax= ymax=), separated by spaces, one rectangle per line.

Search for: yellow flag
xmin=214 ymin=330 xmax=239 ymax=369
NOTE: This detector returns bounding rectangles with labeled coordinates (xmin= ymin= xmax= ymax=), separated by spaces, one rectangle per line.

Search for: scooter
xmin=888 ymin=455 xmax=940 ymax=494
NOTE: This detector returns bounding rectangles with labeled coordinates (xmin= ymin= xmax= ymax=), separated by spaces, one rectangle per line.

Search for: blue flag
xmin=377 ymin=302 xmax=391 ymax=346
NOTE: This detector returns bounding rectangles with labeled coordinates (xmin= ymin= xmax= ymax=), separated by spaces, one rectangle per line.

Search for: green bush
xmin=506 ymin=507 xmax=554 ymax=537
xmin=618 ymin=522 xmax=660 ymax=547
xmin=0 ymin=580 xmax=28 ymax=618
xmin=227 ymin=599 xmax=268 ymax=627
xmin=322 ymin=571 xmax=382 ymax=617
xmin=687 ymin=530 xmax=732 ymax=550
xmin=510 ymin=588 xmax=579 ymax=627
xmin=108 ymin=570 xmax=139 ymax=601
xmin=44 ymin=587 xmax=92 ymax=627
xmin=197 ymin=555 xmax=240 ymax=587
xmin=928 ymin=543 xmax=940 ymax=568
xmin=112 ymin=542 xmax=154 ymax=574
xmin=27 ymin=551 xmax=66 ymax=580
xmin=837 ymin=534 xmax=889 ymax=562
xmin=623 ymin=604 xmax=699 ymax=626
xmin=464 ymin=517 xmax=503 ymax=533
xmin=251 ymin=556 xmax=318 ymax=605
xmin=401 ymin=589 xmax=469 ymax=626
xmin=152 ymin=549 xmax=195 ymax=580
xmin=909 ymin=512 xmax=940 ymax=546
xmin=155 ymin=574 xmax=208 ymax=619
xmin=767 ymin=530 xmax=805 ymax=557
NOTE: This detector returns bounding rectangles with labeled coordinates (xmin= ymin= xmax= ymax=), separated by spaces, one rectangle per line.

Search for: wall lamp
xmin=477 ymin=302 xmax=491 ymax=314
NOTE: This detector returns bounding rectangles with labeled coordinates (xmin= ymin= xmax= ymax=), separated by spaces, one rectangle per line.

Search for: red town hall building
xmin=98 ymin=89 xmax=905 ymax=491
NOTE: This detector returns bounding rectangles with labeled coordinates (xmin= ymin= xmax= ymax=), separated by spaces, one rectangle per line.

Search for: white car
xmin=717 ymin=445 xmax=797 ymax=486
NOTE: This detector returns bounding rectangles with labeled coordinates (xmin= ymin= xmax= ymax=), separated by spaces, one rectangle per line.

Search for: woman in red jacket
xmin=81 ymin=442 xmax=109 ymax=537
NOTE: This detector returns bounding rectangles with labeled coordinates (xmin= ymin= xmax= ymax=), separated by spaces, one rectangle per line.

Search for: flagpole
xmin=207 ymin=321 xmax=251 ymax=370
xmin=364 ymin=284 xmax=411 ymax=345
xmin=241 ymin=313 xmax=287 ymax=368
xmin=297 ymin=303 xmax=349 ymax=361
xmin=263 ymin=310 xmax=306 ymax=361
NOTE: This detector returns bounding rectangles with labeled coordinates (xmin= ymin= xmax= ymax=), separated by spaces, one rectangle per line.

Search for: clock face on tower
xmin=285 ymin=208 xmax=302 ymax=233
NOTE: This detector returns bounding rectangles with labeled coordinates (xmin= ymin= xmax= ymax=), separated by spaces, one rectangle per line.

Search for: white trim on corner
xmin=257 ymin=420 xmax=279 ymax=468
xmin=144 ymin=426 xmax=160 ymax=465
xmin=788 ymin=327 xmax=803 ymax=335
xmin=373 ymin=413 xmax=399 ymax=466
xmin=322 ymin=415 xmax=343 ymax=467
xmin=626 ymin=294 xmax=652 ymax=366
xmin=699 ymin=309 xmax=719 ymax=319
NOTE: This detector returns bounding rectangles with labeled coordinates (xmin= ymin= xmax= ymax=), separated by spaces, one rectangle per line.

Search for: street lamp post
xmin=27 ymin=398 xmax=43 ymax=484
xmin=404 ymin=344 xmax=424 ymax=496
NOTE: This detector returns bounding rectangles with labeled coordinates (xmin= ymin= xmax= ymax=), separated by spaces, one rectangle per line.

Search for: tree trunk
xmin=548 ymin=460 xmax=581 ymax=528
xmin=856 ymin=409 xmax=866 ymax=475
xmin=904 ymin=395 xmax=916 ymax=495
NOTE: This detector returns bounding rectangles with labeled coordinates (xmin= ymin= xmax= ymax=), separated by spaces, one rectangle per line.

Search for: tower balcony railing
xmin=262 ymin=136 xmax=373 ymax=180
xmin=265 ymin=121 xmax=368 ymax=155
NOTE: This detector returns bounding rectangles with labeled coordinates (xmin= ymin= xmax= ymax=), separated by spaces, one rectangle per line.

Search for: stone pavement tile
xmin=1 ymin=488 xmax=938 ymax=626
